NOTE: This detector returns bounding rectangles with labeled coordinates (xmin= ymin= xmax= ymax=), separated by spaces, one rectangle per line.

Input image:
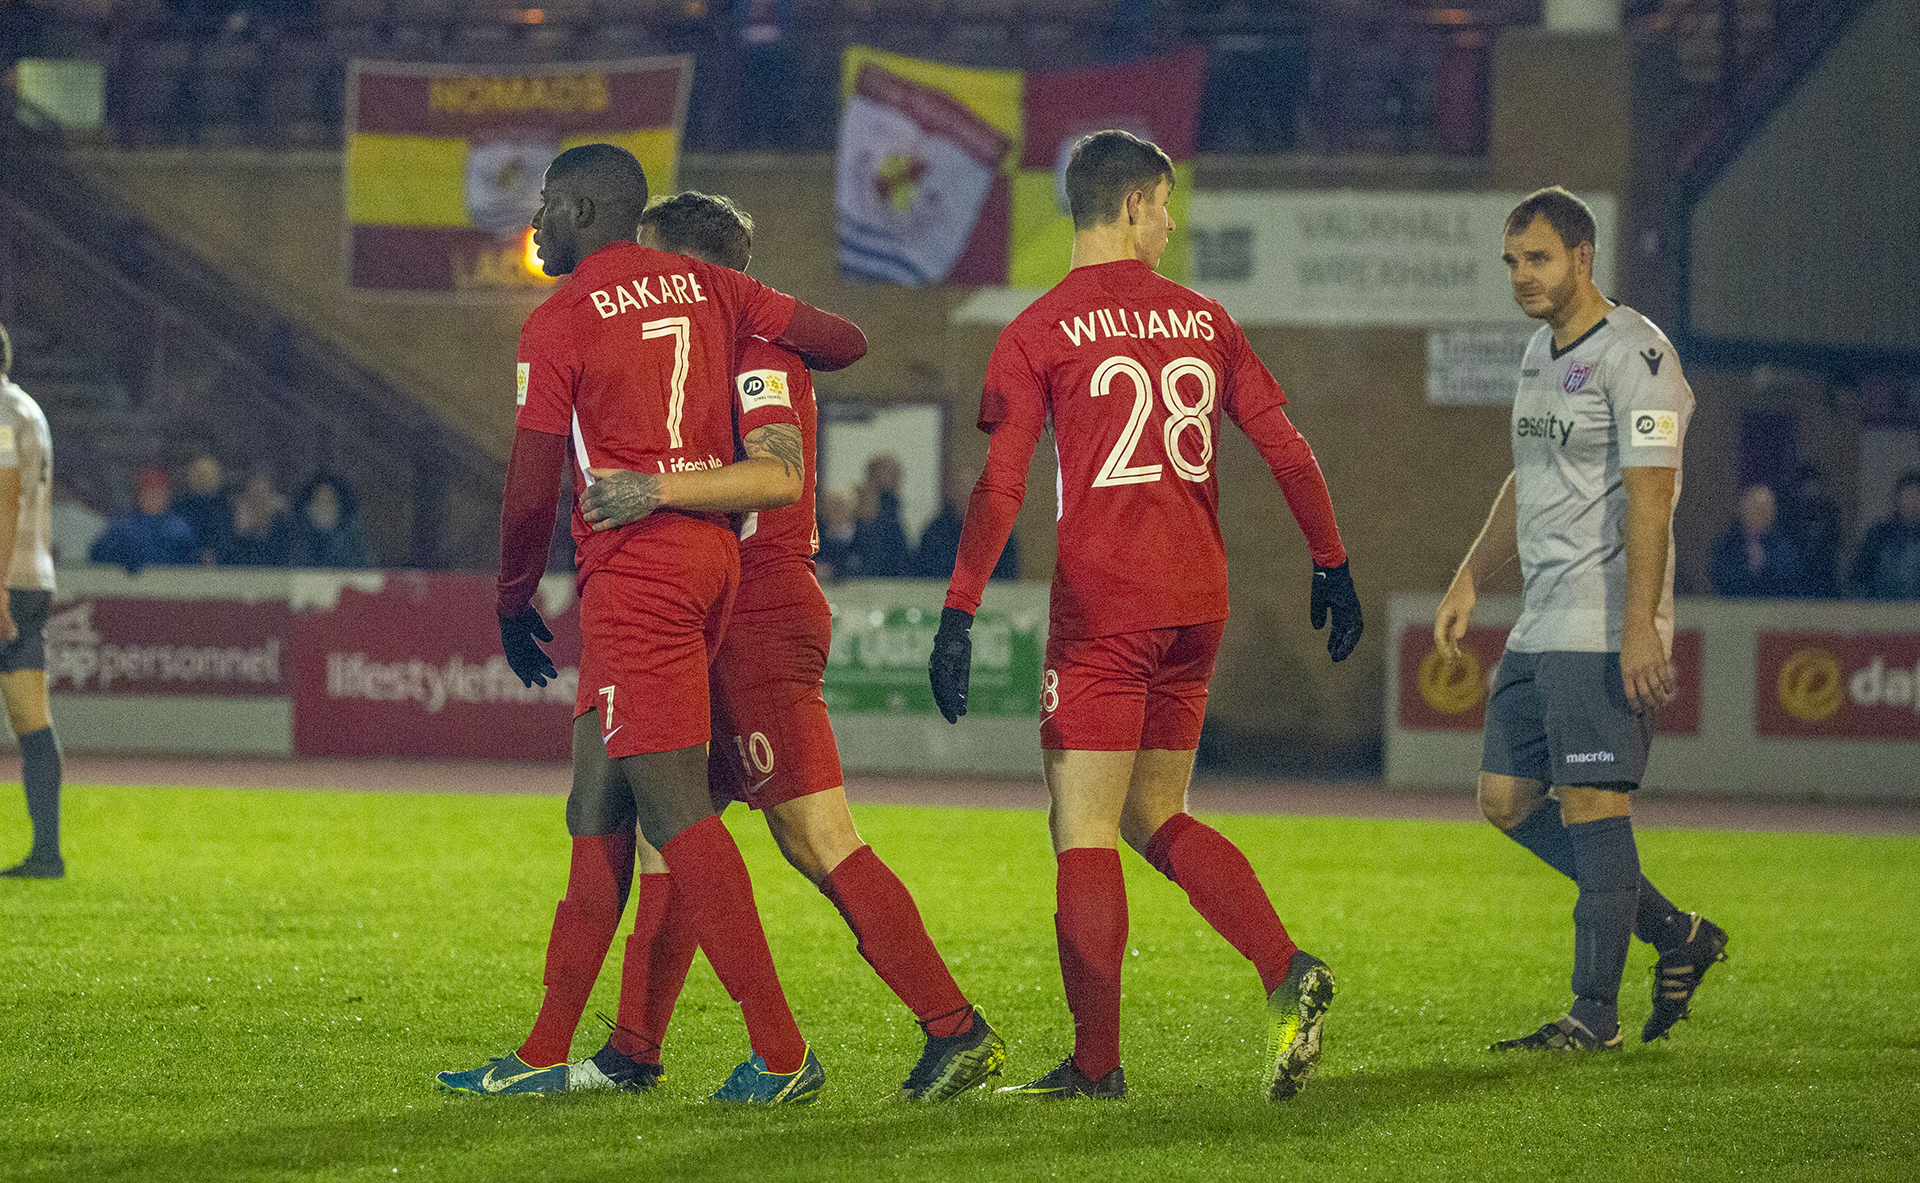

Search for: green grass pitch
xmin=3 ymin=783 xmax=1916 ymax=1182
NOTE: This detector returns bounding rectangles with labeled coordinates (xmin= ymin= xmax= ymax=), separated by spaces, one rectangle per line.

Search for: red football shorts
xmin=706 ymin=590 xmax=845 ymax=812
xmin=575 ymin=532 xmax=738 ymax=759
xmin=1039 ymin=619 xmax=1226 ymax=752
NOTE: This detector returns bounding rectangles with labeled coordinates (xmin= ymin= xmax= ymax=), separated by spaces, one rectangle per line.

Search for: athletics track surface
xmin=61 ymin=755 xmax=1920 ymax=838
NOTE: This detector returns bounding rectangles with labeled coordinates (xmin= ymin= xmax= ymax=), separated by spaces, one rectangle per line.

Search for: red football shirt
xmin=732 ymin=337 xmax=822 ymax=613
xmin=946 ymin=259 xmax=1345 ymax=639
xmin=515 ymin=241 xmax=802 ymax=581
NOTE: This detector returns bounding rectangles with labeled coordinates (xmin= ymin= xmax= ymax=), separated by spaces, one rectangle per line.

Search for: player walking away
xmin=557 ymin=192 xmax=1006 ymax=1102
xmin=0 ymin=324 xmax=62 ymax=881
xmin=436 ymin=145 xmax=867 ymax=1103
xmin=1436 ymin=187 xmax=1728 ymax=1052
xmin=928 ymin=131 xmax=1364 ymax=1101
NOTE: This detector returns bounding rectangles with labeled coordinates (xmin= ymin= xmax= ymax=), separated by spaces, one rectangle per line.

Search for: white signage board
xmin=1426 ymin=325 xmax=1541 ymax=405
xmin=954 ymin=190 xmax=1615 ymax=328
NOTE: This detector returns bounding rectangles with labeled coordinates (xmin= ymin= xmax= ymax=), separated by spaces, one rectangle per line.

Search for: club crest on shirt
xmin=1563 ymin=362 xmax=1594 ymax=394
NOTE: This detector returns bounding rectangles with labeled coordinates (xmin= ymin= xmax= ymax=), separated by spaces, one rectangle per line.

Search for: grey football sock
xmin=1505 ymin=799 xmax=1682 ymax=950
xmin=1567 ymin=814 xmax=1640 ymax=1041
xmin=18 ymin=726 xmax=61 ymax=861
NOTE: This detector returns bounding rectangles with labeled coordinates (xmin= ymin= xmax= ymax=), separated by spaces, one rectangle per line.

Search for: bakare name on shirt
xmin=588 ymin=272 xmax=709 ymax=319
xmin=1057 ymin=307 xmax=1216 ymax=347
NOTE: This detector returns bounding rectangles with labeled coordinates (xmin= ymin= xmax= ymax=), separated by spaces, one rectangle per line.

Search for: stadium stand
xmin=0 ymin=87 xmax=504 ymax=567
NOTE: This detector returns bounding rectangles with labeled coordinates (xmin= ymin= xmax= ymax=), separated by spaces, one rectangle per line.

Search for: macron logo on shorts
xmin=736 ymin=369 xmax=792 ymax=414
xmin=1565 ymin=751 xmax=1616 ymax=764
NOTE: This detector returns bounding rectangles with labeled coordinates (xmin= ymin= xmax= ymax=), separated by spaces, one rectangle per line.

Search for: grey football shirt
xmin=0 ymin=379 xmax=56 ymax=591
xmin=1505 ymin=305 xmax=1691 ymax=655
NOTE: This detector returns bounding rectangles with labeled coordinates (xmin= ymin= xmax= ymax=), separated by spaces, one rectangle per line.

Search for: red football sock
xmin=519 ymin=831 xmax=636 ymax=1067
xmin=1055 ymin=846 xmax=1127 ymax=1081
xmin=822 ymin=845 xmax=972 ymax=1037
xmin=660 ymin=816 xmax=806 ymax=1074
xmin=1145 ymin=812 xmax=1297 ymax=994
xmin=612 ymin=872 xmax=699 ymax=1064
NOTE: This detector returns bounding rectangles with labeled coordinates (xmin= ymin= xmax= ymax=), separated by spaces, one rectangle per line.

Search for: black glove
xmin=499 ymin=607 xmax=558 ymax=688
xmin=1310 ymin=560 xmax=1363 ymax=663
xmin=927 ymin=606 xmax=974 ymax=724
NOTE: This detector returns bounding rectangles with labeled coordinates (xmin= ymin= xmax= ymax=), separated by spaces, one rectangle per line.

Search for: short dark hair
xmin=1064 ymin=130 xmax=1174 ymax=231
xmin=546 ymin=143 xmax=650 ymax=225
xmin=0 ymin=322 xmax=10 ymax=377
xmin=639 ymin=191 xmax=754 ymax=271
xmin=1896 ymin=470 xmax=1920 ymax=495
xmin=1505 ymin=185 xmax=1597 ymax=251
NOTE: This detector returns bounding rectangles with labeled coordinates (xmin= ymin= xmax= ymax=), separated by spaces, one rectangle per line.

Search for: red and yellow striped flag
xmin=345 ymin=56 xmax=692 ymax=295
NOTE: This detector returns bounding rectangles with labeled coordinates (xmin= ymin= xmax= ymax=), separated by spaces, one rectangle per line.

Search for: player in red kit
xmin=437 ymin=145 xmax=866 ymax=1104
xmin=929 ymin=131 xmax=1364 ymax=1101
xmin=552 ymin=192 xmax=1006 ymax=1102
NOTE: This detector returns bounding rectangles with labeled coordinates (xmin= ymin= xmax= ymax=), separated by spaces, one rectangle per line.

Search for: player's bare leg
xmin=1122 ymin=748 xmax=1334 ymax=1099
xmin=1481 ymin=774 xmax=1726 ymax=1046
xmin=0 ymin=668 xmax=61 ymax=879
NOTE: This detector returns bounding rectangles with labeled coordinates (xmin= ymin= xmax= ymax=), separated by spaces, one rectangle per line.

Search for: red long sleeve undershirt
xmin=496 ymin=425 xmax=568 ymax=618
xmin=776 ymin=302 xmax=867 ymax=372
xmin=1236 ymin=401 xmax=1347 ymax=569
xmin=942 ymin=402 xmax=1344 ymax=617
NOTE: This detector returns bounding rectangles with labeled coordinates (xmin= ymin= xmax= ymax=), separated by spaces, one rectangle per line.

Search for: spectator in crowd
xmin=220 ymin=467 xmax=293 ymax=566
xmin=173 ymin=451 xmax=233 ymax=565
xmin=850 ymin=452 xmax=911 ymax=577
xmin=1711 ymin=484 xmax=1803 ymax=598
xmin=1778 ymin=463 xmax=1843 ymax=597
xmin=1849 ymin=470 xmax=1920 ymax=601
xmin=88 ymin=468 xmax=198 ymax=573
xmin=913 ymin=468 xmax=1018 ymax=581
xmin=290 ymin=471 xmax=371 ymax=568
xmin=815 ymin=489 xmax=856 ymax=580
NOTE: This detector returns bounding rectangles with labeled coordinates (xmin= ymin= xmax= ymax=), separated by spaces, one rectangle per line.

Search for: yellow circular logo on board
xmin=1776 ymin=648 xmax=1842 ymax=722
xmin=1419 ymin=647 xmax=1485 ymax=714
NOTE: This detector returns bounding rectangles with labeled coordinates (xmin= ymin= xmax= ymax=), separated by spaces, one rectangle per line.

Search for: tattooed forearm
xmin=580 ymin=469 xmax=664 ymax=530
xmin=744 ymin=424 xmax=805 ymax=484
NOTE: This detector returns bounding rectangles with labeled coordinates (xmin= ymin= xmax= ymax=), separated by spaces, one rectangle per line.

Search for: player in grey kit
xmin=0 ymin=323 xmax=64 ymax=880
xmin=1435 ymin=188 xmax=1727 ymax=1048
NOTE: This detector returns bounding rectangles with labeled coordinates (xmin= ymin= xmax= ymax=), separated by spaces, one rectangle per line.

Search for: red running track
xmin=59 ymin=755 xmax=1920 ymax=837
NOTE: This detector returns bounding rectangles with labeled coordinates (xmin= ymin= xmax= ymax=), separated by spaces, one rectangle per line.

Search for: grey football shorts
xmin=1481 ymin=649 xmax=1655 ymax=788
xmin=0 ymin=589 xmax=51 ymax=674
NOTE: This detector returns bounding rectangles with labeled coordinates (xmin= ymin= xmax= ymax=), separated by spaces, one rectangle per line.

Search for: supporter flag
xmin=835 ymin=48 xmax=1020 ymax=287
xmin=345 ymin=56 xmax=692 ymax=295
xmin=834 ymin=45 xmax=1206 ymax=288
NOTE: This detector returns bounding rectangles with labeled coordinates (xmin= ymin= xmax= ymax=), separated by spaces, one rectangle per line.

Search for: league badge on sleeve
xmin=1630 ymin=410 xmax=1679 ymax=447
xmin=516 ymin=362 xmax=530 ymax=407
xmin=1563 ymin=362 xmax=1594 ymax=394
